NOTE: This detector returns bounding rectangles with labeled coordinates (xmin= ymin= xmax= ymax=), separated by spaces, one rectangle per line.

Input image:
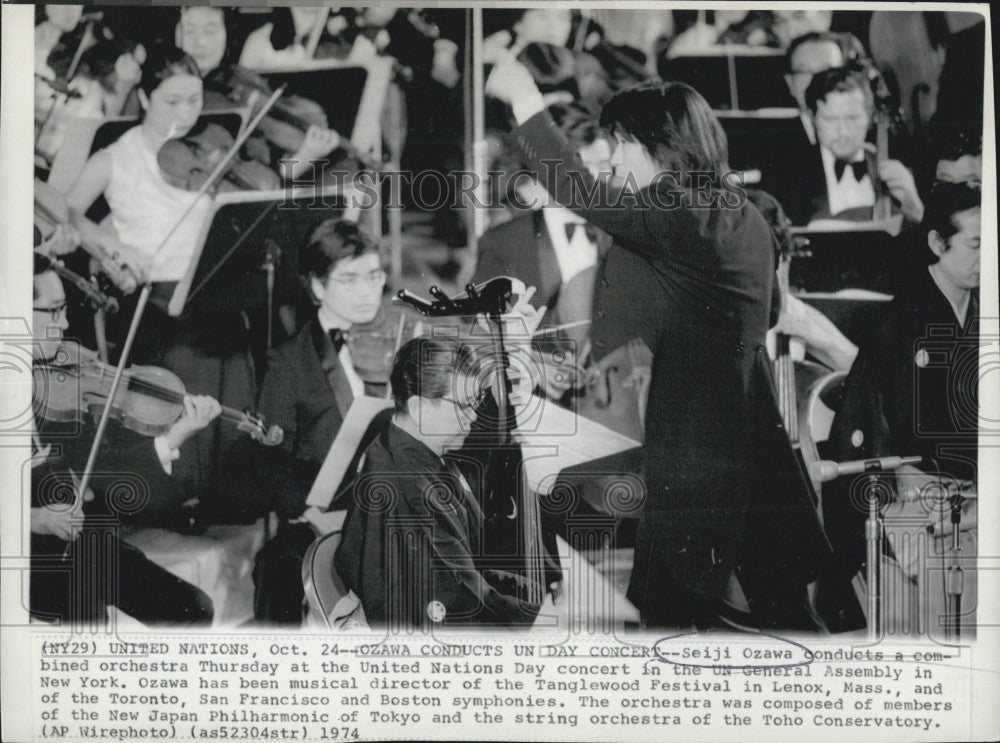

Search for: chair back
xmin=301 ymin=531 xmax=348 ymax=629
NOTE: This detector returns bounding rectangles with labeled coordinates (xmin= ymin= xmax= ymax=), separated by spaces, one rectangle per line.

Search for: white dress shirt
xmin=317 ymin=315 xmax=367 ymax=398
xmin=820 ymin=146 xmax=875 ymax=217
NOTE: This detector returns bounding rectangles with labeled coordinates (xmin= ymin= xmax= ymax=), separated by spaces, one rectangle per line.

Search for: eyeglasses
xmin=33 ymin=301 xmax=68 ymax=322
xmin=439 ymin=395 xmax=483 ymax=412
xmin=326 ymin=269 xmax=387 ymax=291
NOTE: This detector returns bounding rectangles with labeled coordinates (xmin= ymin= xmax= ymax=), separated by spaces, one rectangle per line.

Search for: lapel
xmin=309 ymin=316 xmax=355 ymax=417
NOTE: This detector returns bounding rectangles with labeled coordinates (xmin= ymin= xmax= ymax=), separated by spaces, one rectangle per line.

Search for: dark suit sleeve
xmin=513 ymin=111 xmax=676 ymax=263
xmin=255 ymin=346 xmax=310 ymax=519
xmin=414 ymin=479 xmax=541 ymax=626
xmin=470 ymin=231 xmax=507 ymax=286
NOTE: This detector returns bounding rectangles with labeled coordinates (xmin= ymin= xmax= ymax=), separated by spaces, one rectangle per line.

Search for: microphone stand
xmin=863 ymin=469 xmax=884 ymax=641
xmin=944 ymin=492 xmax=965 ymax=642
xmin=262 ymin=240 xmax=282 ymax=352
xmin=75 ymin=86 xmax=286 ymax=504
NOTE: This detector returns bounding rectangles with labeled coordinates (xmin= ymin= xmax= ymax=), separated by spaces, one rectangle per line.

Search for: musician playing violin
xmin=774 ymin=66 xmax=924 ymax=226
xmin=488 ymin=55 xmax=830 ymax=630
xmin=29 ymin=261 xmax=217 ymax=626
xmin=64 ymin=45 xmax=258 ymax=519
xmin=176 ymin=6 xmax=343 ymax=179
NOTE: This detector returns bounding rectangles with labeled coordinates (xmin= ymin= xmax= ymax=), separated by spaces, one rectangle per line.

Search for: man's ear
xmin=309 ymin=275 xmax=326 ymax=303
xmin=928 ymin=229 xmax=946 ymax=258
xmin=405 ymin=395 xmax=422 ymax=421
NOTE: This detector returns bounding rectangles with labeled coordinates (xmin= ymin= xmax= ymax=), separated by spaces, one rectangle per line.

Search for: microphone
xmin=809 ymin=456 xmax=922 ymax=484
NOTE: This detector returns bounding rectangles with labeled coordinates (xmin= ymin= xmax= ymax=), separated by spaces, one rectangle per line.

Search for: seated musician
xmin=252 ymin=218 xmax=390 ymax=625
xmin=30 ymin=260 xmax=216 ymax=625
xmin=774 ymin=65 xmax=924 ymax=226
xmin=784 ymin=31 xmax=868 ymax=145
xmin=335 ymin=337 xmax=544 ymax=629
xmin=473 ymin=102 xmax=614 ymax=399
xmin=826 ymin=182 xmax=980 ymax=631
xmin=64 ymin=44 xmax=257 ymax=520
xmin=176 ymin=5 xmax=343 ymax=179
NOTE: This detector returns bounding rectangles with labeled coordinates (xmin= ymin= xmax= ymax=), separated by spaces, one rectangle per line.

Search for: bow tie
xmin=833 ymin=158 xmax=868 ymax=182
xmin=329 ymin=328 xmax=347 ymax=353
xmin=564 ymin=221 xmax=599 ymax=244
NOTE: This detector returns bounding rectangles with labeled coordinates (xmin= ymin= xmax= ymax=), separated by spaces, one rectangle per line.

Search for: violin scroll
xmin=237 ymin=413 xmax=285 ymax=447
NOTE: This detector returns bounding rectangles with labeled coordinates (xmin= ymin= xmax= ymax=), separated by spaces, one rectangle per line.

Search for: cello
xmin=397 ymin=277 xmax=554 ymax=618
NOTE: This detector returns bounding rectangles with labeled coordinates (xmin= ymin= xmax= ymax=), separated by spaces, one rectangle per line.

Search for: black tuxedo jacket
xmin=769 ymin=144 xmax=881 ymax=227
xmin=256 ymin=316 xmax=353 ymax=519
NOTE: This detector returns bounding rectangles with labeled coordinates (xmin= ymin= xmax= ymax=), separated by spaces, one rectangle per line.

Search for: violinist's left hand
xmin=162 ymin=395 xmax=222 ymax=452
xmin=878 ymin=159 xmax=924 ymax=223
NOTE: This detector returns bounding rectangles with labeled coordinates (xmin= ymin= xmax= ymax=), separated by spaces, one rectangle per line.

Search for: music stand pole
xmin=865 ymin=471 xmax=883 ymax=641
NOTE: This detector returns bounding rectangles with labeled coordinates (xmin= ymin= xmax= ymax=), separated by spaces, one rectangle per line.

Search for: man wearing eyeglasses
xmin=336 ymin=337 xmax=545 ymax=628
xmin=252 ymin=218 xmax=390 ymax=625
xmin=29 ymin=260 xmax=218 ymax=626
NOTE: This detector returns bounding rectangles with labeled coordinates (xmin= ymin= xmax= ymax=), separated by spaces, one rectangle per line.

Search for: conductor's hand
xmin=163 ymin=395 xmax=222 ymax=451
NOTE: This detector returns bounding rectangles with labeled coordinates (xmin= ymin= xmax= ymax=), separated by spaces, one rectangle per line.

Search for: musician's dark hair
xmin=932 ymin=125 xmax=983 ymax=164
xmin=301 ymin=218 xmax=383 ymax=285
xmin=786 ymin=31 xmax=867 ymax=73
xmin=78 ymin=37 xmax=145 ymax=94
xmin=390 ymin=337 xmax=482 ymax=414
xmin=138 ymin=44 xmax=201 ymax=98
xmin=599 ymin=81 xmax=729 ymax=175
xmin=924 ymin=182 xmax=980 ymax=257
xmin=804 ymin=65 xmax=873 ymax=115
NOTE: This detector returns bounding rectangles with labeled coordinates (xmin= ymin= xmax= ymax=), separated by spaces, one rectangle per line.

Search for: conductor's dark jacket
xmin=336 ymin=422 xmax=542 ymax=628
xmin=513 ymin=111 xmax=829 ymax=617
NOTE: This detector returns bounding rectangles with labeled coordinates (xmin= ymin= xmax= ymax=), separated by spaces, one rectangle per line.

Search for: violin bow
xmin=304 ymin=8 xmax=331 ymax=60
xmin=75 ymin=84 xmax=287 ymax=503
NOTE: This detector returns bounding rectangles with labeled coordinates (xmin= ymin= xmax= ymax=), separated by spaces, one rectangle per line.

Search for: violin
xmin=207 ymin=65 xmax=384 ymax=171
xmin=347 ymin=302 xmax=424 ymax=392
xmin=34 ymin=340 xmax=283 ymax=446
xmin=34 ymin=252 xmax=118 ymax=316
xmin=157 ymin=122 xmax=281 ymax=193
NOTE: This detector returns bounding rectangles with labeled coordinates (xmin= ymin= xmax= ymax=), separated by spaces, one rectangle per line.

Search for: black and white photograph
xmin=1 ymin=3 xmax=997 ymax=742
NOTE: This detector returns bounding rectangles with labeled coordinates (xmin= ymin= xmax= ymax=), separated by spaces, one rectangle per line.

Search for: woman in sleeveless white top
xmin=65 ymin=47 xmax=257 ymax=518
xmin=102 ymin=124 xmax=213 ymax=284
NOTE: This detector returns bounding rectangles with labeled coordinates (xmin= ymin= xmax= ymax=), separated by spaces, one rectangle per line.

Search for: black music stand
xmin=168 ymin=184 xmax=350 ymax=319
xmin=260 ymin=67 xmax=368 ymax=143
xmin=788 ymin=227 xmax=906 ymax=295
